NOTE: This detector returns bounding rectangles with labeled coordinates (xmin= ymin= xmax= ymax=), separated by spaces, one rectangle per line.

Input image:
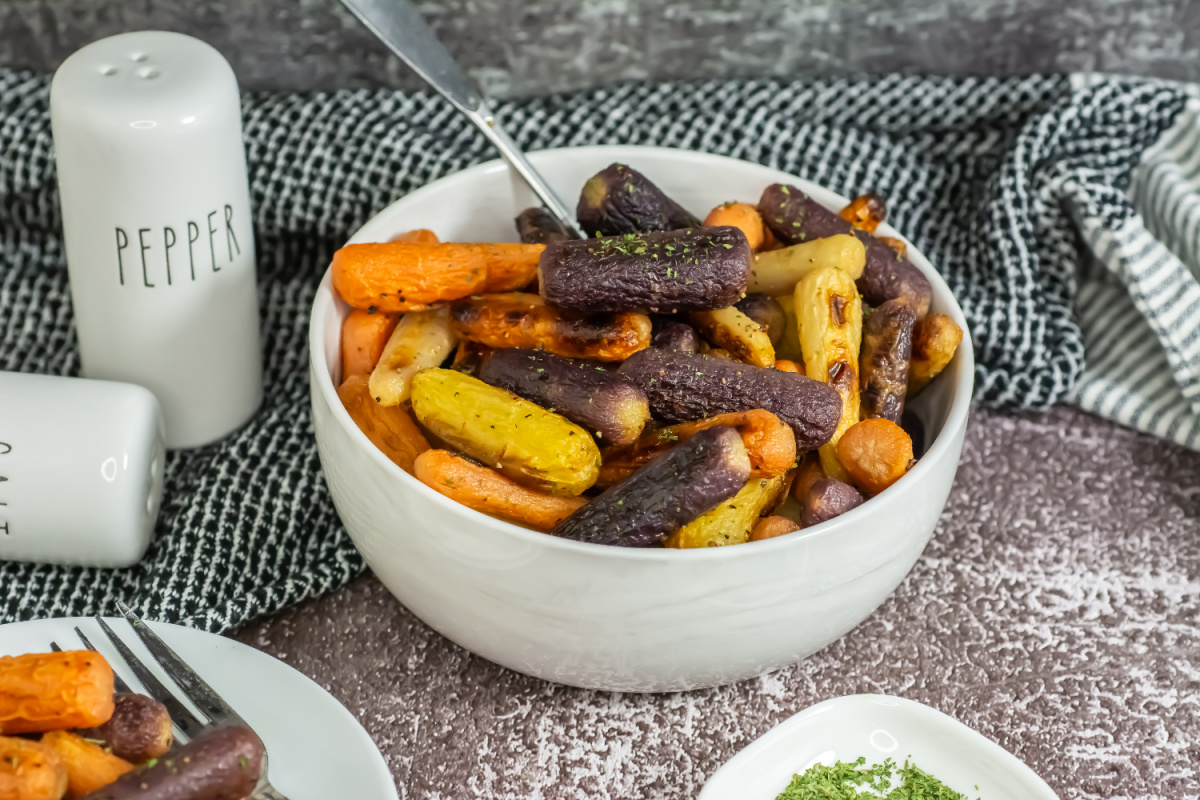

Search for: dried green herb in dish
xmin=774 ymin=756 xmax=974 ymax=800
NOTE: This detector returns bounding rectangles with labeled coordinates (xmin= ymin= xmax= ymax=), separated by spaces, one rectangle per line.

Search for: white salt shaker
xmin=0 ymin=371 xmax=166 ymax=567
xmin=50 ymin=31 xmax=263 ymax=449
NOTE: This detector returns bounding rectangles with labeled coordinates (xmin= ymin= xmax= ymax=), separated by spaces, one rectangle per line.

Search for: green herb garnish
xmin=774 ymin=757 xmax=973 ymax=800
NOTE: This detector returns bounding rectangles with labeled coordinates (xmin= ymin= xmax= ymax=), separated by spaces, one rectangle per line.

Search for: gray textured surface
xmin=236 ymin=405 xmax=1200 ymax=800
xmin=3 ymin=0 xmax=1200 ymax=95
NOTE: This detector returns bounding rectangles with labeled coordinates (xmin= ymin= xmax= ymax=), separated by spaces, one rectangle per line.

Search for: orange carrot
xmin=0 ymin=652 xmax=114 ymax=735
xmin=414 ymin=450 xmax=587 ymax=530
xmin=40 ymin=731 xmax=132 ymax=799
xmin=331 ymin=242 xmax=542 ymax=313
xmin=773 ymin=359 xmax=802 ymax=374
xmin=337 ymin=373 xmax=430 ymax=473
xmin=388 ymin=228 xmax=440 ymax=244
xmin=703 ymin=202 xmax=764 ymax=250
xmin=341 ymin=309 xmax=399 ymax=378
xmin=790 ymin=453 xmax=825 ymax=503
xmin=479 ymin=244 xmax=544 ymax=292
xmin=599 ymin=409 xmax=796 ymax=485
xmin=760 ymin=224 xmax=782 ymax=252
xmin=839 ymin=193 xmax=886 ymax=234
xmin=0 ymin=737 xmax=66 ymax=800
xmin=450 ymin=293 xmax=651 ymax=362
xmin=750 ymin=515 xmax=801 ymax=541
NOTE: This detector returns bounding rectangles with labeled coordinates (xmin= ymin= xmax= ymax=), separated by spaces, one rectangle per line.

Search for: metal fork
xmin=51 ymin=601 xmax=290 ymax=800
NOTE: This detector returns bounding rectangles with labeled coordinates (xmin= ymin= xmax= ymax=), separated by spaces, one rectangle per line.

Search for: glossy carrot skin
xmin=0 ymin=651 xmax=114 ymax=735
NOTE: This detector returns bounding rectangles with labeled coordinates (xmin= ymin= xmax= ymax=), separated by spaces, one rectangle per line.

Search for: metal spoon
xmin=338 ymin=0 xmax=584 ymax=238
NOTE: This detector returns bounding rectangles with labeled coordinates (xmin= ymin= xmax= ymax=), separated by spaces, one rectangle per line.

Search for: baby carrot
xmin=388 ymin=228 xmax=440 ymax=244
xmin=414 ymin=449 xmax=587 ymax=531
xmin=337 ymin=373 xmax=430 ymax=473
xmin=332 ymin=242 xmax=543 ymax=313
xmin=0 ymin=651 xmax=114 ymax=735
xmin=703 ymin=202 xmax=765 ymax=251
xmin=341 ymin=309 xmax=399 ymax=378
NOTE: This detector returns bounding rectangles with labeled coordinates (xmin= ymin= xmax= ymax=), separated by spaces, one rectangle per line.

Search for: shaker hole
xmin=130 ymin=52 xmax=149 ymax=62
xmin=137 ymin=67 xmax=160 ymax=79
xmin=99 ymin=65 xmax=117 ymax=76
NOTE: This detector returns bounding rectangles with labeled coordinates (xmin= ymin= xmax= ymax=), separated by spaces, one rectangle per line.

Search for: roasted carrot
xmin=773 ymin=359 xmax=802 ymax=374
xmin=0 ymin=737 xmax=66 ymax=800
xmin=74 ymin=693 xmax=172 ymax=764
xmin=388 ymin=228 xmax=439 ymax=244
xmin=40 ymin=732 xmax=132 ymax=799
xmin=908 ymin=313 xmax=963 ymax=396
xmin=0 ymin=652 xmax=113 ymax=735
xmin=414 ymin=450 xmax=587 ymax=531
xmin=450 ymin=293 xmax=651 ymax=362
xmin=331 ymin=242 xmax=543 ymax=313
xmin=702 ymin=202 xmax=764 ymax=250
xmin=599 ymin=409 xmax=796 ymax=486
xmin=839 ymin=193 xmax=887 ymax=234
xmin=340 ymin=309 xmax=399 ymax=378
xmin=479 ymin=244 xmax=544 ymax=292
xmin=750 ymin=515 xmax=801 ymax=541
xmin=337 ymin=373 xmax=430 ymax=473
xmin=836 ymin=418 xmax=915 ymax=495
xmin=789 ymin=453 xmax=826 ymax=503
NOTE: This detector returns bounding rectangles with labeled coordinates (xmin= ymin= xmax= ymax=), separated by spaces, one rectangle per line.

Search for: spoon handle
xmin=338 ymin=0 xmax=583 ymax=238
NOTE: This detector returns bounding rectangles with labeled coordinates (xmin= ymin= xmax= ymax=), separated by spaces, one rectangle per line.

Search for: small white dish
xmin=699 ymin=694 xmax=1058 ymax=800
xmin=0 ymin=617 xmax=398 ymax=800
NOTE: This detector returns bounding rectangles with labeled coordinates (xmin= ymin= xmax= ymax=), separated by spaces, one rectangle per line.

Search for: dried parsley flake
xmin=774 ymin=757 xmax=973 ymax=800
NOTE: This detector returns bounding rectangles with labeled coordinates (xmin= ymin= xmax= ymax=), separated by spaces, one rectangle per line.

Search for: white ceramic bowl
xmin=309 ymin=145 xmax=974 ymax=692
xmin=699 ymin=694 xmax=1058 ymax=800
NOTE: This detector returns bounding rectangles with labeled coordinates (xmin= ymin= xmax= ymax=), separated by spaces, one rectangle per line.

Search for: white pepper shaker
xmin=0 ymin=371 xmax=166 ymax=567
xmin=50 ymin=31 xmax=263 ymax=449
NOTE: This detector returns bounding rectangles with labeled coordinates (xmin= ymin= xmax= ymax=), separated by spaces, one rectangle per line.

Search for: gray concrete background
xmin=1 ymin=0 xmax=1198 ymax=96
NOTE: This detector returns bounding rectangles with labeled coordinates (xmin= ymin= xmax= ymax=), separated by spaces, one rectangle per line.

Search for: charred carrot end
xmin=0 ymin=736 xmax=67 ymax=800
xmin=839 ymin=193 xmax=887 ymax=234
xmin=0 ymin=651 xmax=114 ymax=735
xmin=750 ymin=515 xmax=801 ymax=542
xmin=479 ymin=243 xmax=545 ymax=292
xmin=337 ymin=373 xmax=430 ymax=473
xmin=389 ymin=228 xmax=440 ymax=244
xmin=414 ymin=449 xmax=587 ymax=530
xmin=703 ymin=202 xmax=765 ymax=251
xmin=341 ymin=309 xmax=399 ymax=378
xmin=41 ymin=730 xmax=133 ymax=799
xmin=331 ymin=242 xmax=490 ymax=313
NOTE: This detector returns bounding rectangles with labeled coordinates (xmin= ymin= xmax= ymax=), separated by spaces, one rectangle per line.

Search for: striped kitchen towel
xmin=1071 ymin=80 xmax=1200 ymax=447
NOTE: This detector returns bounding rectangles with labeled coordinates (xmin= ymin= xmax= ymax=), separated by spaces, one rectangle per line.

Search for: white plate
xmin=699 ymin=694 xmax=1058 ymax=800
xmin=0 ymin=617 xmax=398 ymax=800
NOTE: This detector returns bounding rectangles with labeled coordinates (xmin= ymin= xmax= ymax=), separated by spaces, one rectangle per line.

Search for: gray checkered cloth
xmin=0 ymin=70 xmax=1193 ymax=630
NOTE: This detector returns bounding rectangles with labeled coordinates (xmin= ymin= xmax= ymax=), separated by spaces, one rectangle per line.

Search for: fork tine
xmin=89 ymin=619 xmax=207 ymax=742
xmin=115 ymin=601 xmax=247 ymax=728
xmin=58 ymin=632 xmax=135 ymax=694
